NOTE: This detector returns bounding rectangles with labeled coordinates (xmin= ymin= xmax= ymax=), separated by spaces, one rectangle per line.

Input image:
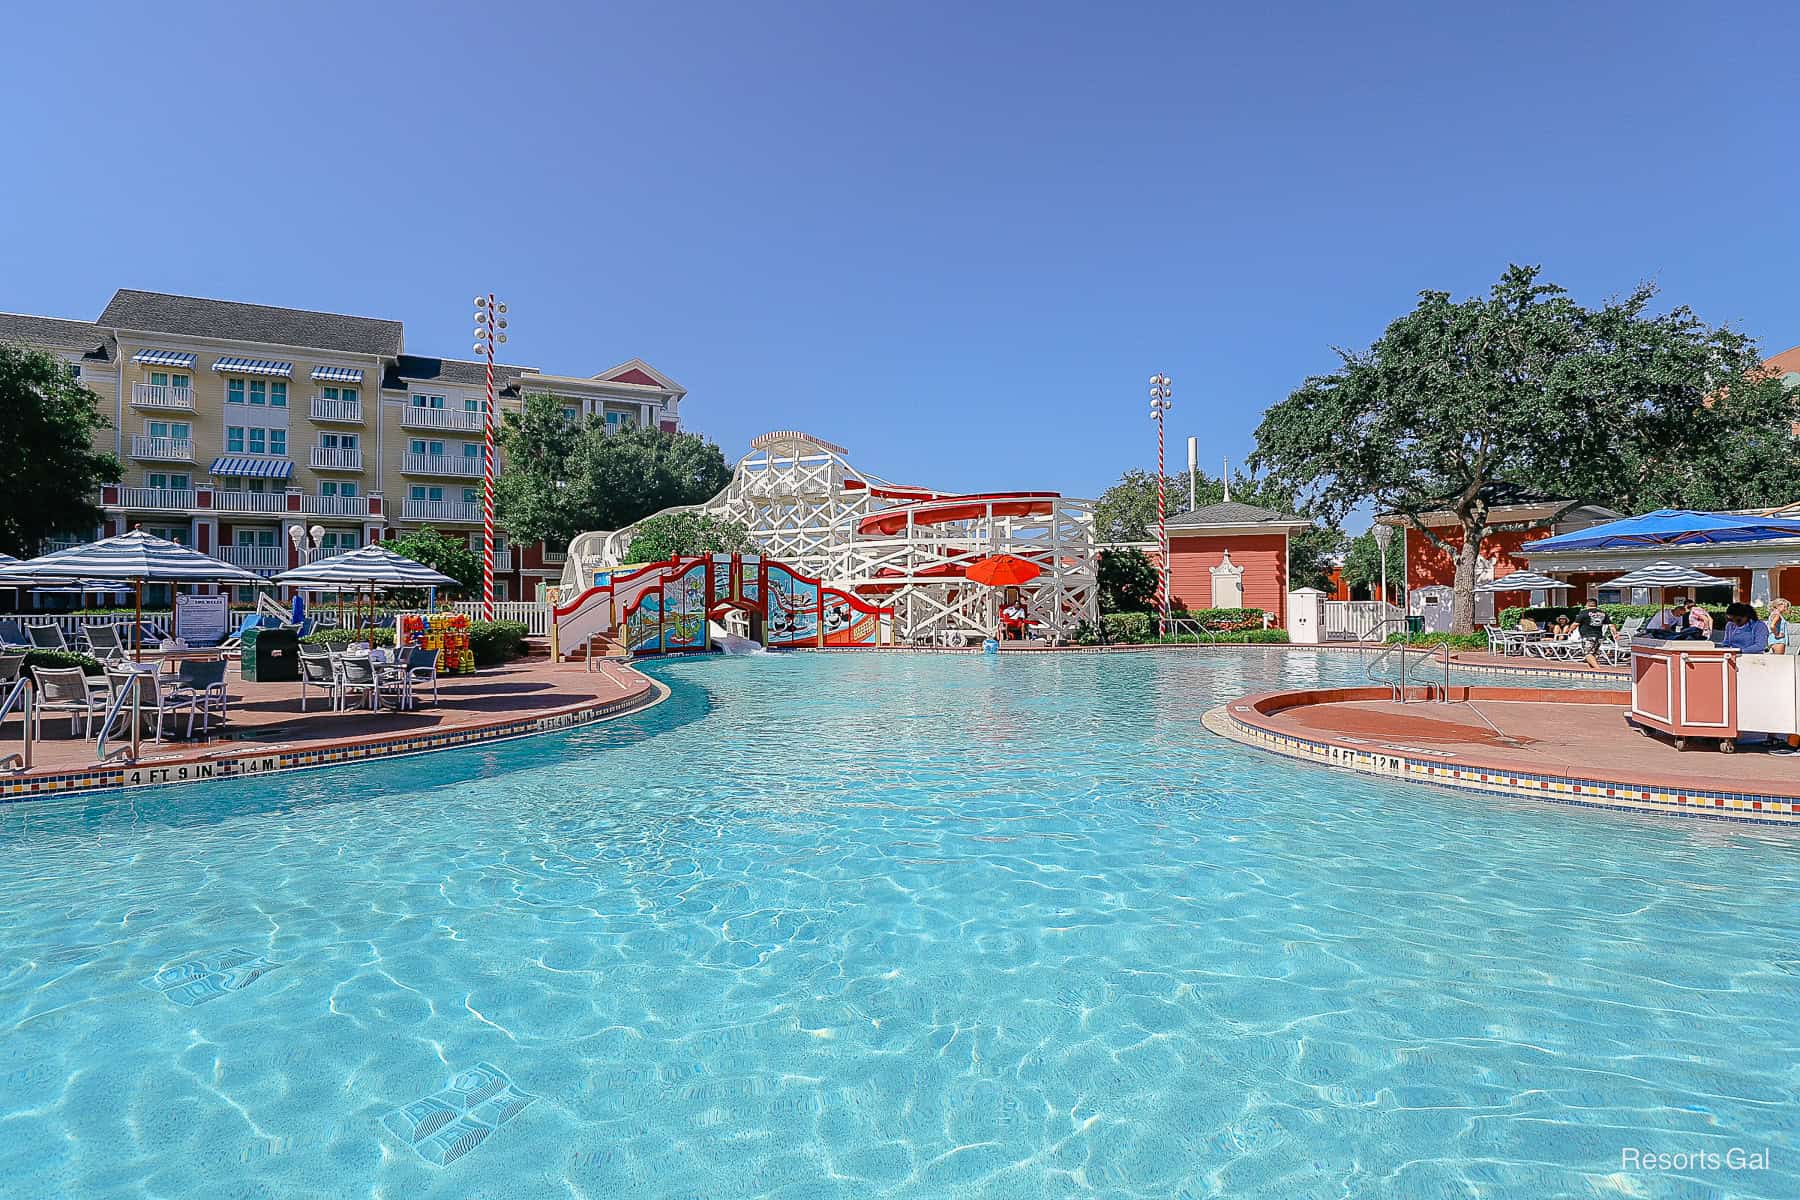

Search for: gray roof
xmin=98 ymin=289 xmax=404 ymax=356
xmin=0 ymin=312 xmax=114 ymax=361
xmin=1167 ymin=500 xmax=1309 ymax=529
xmin=382 ymin=354 xmax=533 ymax=390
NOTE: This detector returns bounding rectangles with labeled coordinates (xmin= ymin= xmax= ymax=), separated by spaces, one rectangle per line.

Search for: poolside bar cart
xmin=1630 ymin=639 xmax=1800 ymax=750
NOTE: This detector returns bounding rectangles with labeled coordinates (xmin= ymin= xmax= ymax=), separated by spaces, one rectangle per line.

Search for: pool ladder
xmin=0 ymin=676 xmax=33 ymax=772
xmin=1361 ymin=616 xmax=1450 ymax=703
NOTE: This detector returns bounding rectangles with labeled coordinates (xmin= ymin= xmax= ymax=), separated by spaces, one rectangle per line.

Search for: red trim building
xmin=1164 ymin=501 xmax=1312 ymax=625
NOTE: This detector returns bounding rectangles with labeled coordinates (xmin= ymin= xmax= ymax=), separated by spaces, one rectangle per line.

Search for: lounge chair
xmin=83 ymin=623 xmax=129 ymax=662
xmin=31 ymin=666 xmax=110 ymax=738
xmin=1600 ymin=617 xmax=1644 ymax=666
xmin=0 ymin=619 xmax=26 ymax=649
xmin=26 ymin=624 xmax=68 ymax=652
xmin=0 ymin=651 xmax=25 ymax=683
xmin=1529 ymin=630 xmax=1586 ymax=661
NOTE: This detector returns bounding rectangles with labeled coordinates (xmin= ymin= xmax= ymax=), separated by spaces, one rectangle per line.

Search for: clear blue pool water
xmin=1 ymin=650 xmax=1795 ymax=1199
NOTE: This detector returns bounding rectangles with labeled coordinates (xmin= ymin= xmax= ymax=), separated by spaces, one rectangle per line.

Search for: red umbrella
xmin=965 ymin=554 xmax=1041 ymax=587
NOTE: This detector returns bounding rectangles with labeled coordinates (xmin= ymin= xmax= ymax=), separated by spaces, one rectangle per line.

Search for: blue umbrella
xmin=1525 ymin=509 xmax=1800 ymax=553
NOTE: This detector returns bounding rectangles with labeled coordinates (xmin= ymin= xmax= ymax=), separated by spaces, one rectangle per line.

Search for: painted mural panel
xmin=711 ymin=554 xmax=733 ymax=604
xmin=665 ymin=561 xmax=709 ymax=651
xmin=765 ymin=563 xmax=820 ymax=647
xmin=740 ymin=556 xmax=761 ymax=606
xmin=821 ymin=588 xmax=883 ymax=646
xmin=625 ymin=590 xmax=663 ymax=652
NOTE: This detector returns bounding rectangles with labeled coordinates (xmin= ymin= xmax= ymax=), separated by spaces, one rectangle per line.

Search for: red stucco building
xmin=1164 ymin=501 xmax=1312 ymax=625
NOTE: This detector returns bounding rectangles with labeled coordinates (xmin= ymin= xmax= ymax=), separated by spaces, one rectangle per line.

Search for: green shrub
xmin=21 ymin=648 xmax=106 ymax=676
xmin=1102 ymin=612 xmax=1156 ymax=643
xmin=1095 ymin=611 xmax=1281 ymax=644
xmin=301 ymin=627 xmax=397 ymax=648
xmin=1383 ymin=632 xmax=1488 ymax=650
xmin=467 ymin=620 xmax=529 ymax=666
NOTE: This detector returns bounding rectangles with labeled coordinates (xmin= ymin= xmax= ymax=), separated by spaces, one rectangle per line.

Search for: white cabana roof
xmin=272 ymin=544 xmax=457 ymax=589
xmin=0 ymin=531 xmax=262 ymax=585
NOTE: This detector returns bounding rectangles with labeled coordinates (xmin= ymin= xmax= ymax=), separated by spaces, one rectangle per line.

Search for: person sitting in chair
xmin=1720 ymin=603 xmax=1769 ymax=654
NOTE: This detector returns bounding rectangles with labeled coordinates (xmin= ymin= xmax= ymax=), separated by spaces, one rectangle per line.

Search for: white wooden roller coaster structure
xmin=560 ymin=430 xmax=1098 ymax=645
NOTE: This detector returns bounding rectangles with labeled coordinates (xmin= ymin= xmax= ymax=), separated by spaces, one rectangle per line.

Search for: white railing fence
xmin=1322 ymin=600 xmax=1405 ymax=642
xmin=449 ymin=601 xmax=553 ymax=635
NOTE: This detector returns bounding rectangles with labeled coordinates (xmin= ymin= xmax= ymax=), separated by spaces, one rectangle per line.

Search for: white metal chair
xmin=402 ymin=648 xmax=439 ymax=709
xmin=104 ymin=666 xmax=191 ymax=743
xmin=336 ymin=653 xmax=386 ymax=711
xmin=31 ymin=666 xmax=110 ymax=738
xmin=170 ymin=659 xmax=229 ymax=736
xmin=1600 ymin=617 xmax=1643 ymax=665
xmin=299 ymin=647 xmax=343 ymax=712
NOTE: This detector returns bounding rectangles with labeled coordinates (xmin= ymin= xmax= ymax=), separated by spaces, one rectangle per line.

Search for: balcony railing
xmin=401 ymin=499 xmax=481 ymax=523
xmin=486 ymin=547 xmax=515 ymax=572
xmin=44 ymin=537 xmax=88 ymax=554
xmin=129 ymin=435 xmax=194 ymax=462
xmin=310 ymin=494 xmax=368 ymax=517
xmin=115 ymin=486 xmax=196 ymax=510
xmin=403 ymin=452 xmax=484 ymax=478
xmin=213 ymin=489 xmax=288 ymax=515
xmin=309 ymin=396 xmax=364 ymax=423
xmin=220 ymin=544 xmax=288 ymax=573
xmin=400 ymin=406 xmax=483 ymax=432
xmin=310 ymin=446 xmax=364 ymax=472
xmin=130 ymin=383 xmax=195 ymax=411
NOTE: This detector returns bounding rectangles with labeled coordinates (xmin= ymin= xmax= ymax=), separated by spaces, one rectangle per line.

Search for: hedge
xmin=1075 ymin=613 xmax=1284 ymax=645
xmin=467 ymin=620 xmax=529 ymax=666
xmin=302 ymin=627 xmax=397 ymax=649
xmin=1383 ymin=632 xmax=1489 ymax=650
xmin=19 ymin=649 xmax=107 ymax=676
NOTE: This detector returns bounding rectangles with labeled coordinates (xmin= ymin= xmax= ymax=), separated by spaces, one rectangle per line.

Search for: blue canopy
xmin=1523 ymin=509 xmax=1800 ymax=553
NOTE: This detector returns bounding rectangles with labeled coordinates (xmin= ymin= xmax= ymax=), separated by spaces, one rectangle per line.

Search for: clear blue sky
xmin=6 ymin=3 xmax=1797 ymax=506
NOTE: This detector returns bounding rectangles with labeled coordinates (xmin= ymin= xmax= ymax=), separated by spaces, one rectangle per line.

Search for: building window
xmin=146 ymin=420 xmax=191 ymax=441
xmin=270 ymin=381 xmax=287 ymax=407
xmin=249 ymin=380 xmax=266 ymax=406
xmin=67 ymin=363 xmax=81 ymax=379
xmin=320 ymin=385 xmax=359 ymax=404
xmin=320 ymin=531 xmax=359 ymax=551
xmin=461 ymin=487 xmax=478 ymax=504
xmin=462 ymin=442 xmax=482 ymax=460
xmin=149 ymin=371 xmax=191 ymax=390
xmin=411 ymin=394 xmax=446 ymax=409
xmin=227 ymin=378 xmax=246 ymax=404
xmin=146 ymin=472 xmax=191 ymax=491
xmin=320 ymin=433 xmax=359 ymax=450
xmin=146 ymin=525 xmax=186 ymax=545
xmin=409 ymin=485 xmax=444 ymax=502
xmin=320 ymin=480 xmax=359 ymax=497
xmin=560 ymin=405 xmax=577 ymax=424
xmin=410 ymin=439 xmax=444 ymax=456
xmin=227 ymin=427 xmax=244 ymax=453
xmin=464 ymin=397 xmax=482 ymax=413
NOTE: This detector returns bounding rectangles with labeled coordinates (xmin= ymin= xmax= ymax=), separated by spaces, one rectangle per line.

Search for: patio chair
xmin=104 ymin=666 xmax=192 ymax=743
xmin=30 ymin=666 xmax=110 ymax=738
xmin=83 ymin=623 xmax=129 ymax=663
xmin=1599 ymin=617 xmax=1644 ymax=665
xmin=1527 ymin=629 xmax=1585 ymax=661
xmin=171 ymin=659 xmax=230 ymax=737
xmin=336 ymin=653 xmax=386 ymax=712
xmin=0 ymin=619 xmax=26 ymax=649
xmin=0 ymin=651 xmax=25 ymax=683
xmin=299 ymin=647 xmax=343 ymax=712
xmin=26 ymin=624 xmax=69 ymax=652
xmin=402 ymin=648 xmax=440 ymax=710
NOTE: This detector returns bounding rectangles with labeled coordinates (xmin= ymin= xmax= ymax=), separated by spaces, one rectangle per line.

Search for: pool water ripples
xmin=0 ymin=649 xmax=1794 ymax=1199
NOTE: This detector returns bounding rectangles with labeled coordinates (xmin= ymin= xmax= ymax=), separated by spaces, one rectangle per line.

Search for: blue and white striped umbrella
xmin=1600 ymin=561 xmax=1731 ymax=590
xmin=273 ymin=544 xmax=457 ymax=590
xmin=1474 ymin=570 xmax=1571 ymax=593
xmin=0 ymin=530 xmax=263 ymax=585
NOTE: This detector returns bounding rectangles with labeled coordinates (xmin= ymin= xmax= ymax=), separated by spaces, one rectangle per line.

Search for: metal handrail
xmin=1361 ymin=615 xmax=1415 ymax=701
xmin=97 ymin=674 xmax=144 ymax=763
xmin=0 ymin=676 xmax=33 ymax=772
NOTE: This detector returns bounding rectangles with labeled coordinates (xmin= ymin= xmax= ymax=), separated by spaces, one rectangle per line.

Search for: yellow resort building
xmin=0 ymin=290 xmax=687 ymax=601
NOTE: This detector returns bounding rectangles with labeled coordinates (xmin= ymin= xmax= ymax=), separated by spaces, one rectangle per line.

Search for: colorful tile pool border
xmin=1204 ymin=696 xmax=1800 ymax=827
xmin=0 ymin=670 xmax=668 ymax=805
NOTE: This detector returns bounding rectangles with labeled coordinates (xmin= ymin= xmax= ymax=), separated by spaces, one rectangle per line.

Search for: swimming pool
xmin=2 ymin=650 xmax=1794 ymax=1198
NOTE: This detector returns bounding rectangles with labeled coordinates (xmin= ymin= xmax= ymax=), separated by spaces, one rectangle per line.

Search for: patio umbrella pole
xmin=133 ymin=581 xmax=143 ymax=663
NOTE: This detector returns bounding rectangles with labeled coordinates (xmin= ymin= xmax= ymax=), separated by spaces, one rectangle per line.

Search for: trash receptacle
xmin=1406 ymin=615 xmax=1424 ymax=636
xmin=240 ymin=626 xmax=299 ymax=683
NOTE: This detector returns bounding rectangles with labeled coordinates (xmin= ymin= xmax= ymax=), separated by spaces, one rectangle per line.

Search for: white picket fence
xmin=448 ymin=601 xmax=554 ymax=636
xmin=1321 ymin=600 xmax=1404 ymax=642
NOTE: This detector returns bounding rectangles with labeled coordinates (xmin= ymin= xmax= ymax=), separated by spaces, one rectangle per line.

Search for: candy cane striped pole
xmin=1149 ymin=373 xmax=1173 ymax=636
xmin=473 ymin=294 xmax=509 ymax=621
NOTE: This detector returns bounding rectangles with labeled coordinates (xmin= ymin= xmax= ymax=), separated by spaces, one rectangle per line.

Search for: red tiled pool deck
xmin=0 ymin=656 xmax=662 ymax=803
xmin=1208 ymin=684 xmax=1800 ymax=825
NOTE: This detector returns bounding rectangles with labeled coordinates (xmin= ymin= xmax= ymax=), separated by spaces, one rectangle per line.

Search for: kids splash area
xmin=555 ymin=430 xmax=1098 ymax=650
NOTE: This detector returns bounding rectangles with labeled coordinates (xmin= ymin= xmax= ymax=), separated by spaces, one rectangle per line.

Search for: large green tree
xmin=380 ymin=526 xmax=480 ymax=594
xmin=1091 ymin=466 xmax=1339 ymax=593
xmin=1097 ymin=547 xmax=1159 ymax=613
xmin=495 ymin=394 xmax=734 ymax=549
xmin=1340 ymin=528 xmax=1403 ymax=599
xmin=625 ymin=512 xmax=752 ymax=563
xmin=1250 ymin=265 xmax=1800 ymax=632
xmin=0 ymin=343 xmax=120 ymax=556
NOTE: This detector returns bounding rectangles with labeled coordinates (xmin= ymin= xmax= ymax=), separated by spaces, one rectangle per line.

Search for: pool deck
xmin=1208 ymin=684 xmax=1800 ymax=824
xmin=0 ymin=656 xmax=661 ymax=803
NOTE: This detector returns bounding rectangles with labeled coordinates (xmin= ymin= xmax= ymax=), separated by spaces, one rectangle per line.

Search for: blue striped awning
xmin=131 ymin=348 xmax=197 ymax=368
xmin=311 ymin=365 xmax=364 ymax=383
xmin=212 ymin=356 xmax=292 ymax=377
xmin=210 ymin=456 xmax=294 ymax=479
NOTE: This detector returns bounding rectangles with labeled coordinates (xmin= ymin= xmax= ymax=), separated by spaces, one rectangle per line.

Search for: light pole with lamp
xmin=1372 ymin=521 xmax=1394 ymax=631
xmin=1148 ymin=373 xmax=1173 ymax=635
xmin=472 ymin=294 xmax=509 ymax=621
